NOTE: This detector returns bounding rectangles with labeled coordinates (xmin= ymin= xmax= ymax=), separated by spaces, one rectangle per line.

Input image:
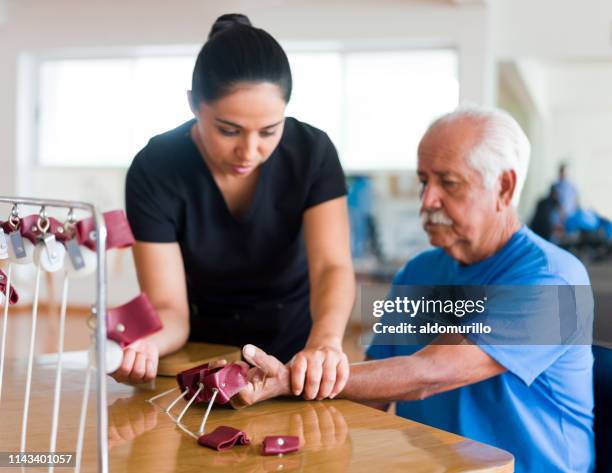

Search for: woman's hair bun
xmin=208 ymin=13 xmax=252 ymax=39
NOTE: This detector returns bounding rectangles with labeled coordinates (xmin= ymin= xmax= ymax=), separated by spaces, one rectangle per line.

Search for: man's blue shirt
xmin=367 ymin=226 xmax=594 ymax=472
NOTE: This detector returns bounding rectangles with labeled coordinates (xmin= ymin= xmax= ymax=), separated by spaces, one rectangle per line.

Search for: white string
xmin=176 ymin=384 xmax=203 ymax=424
xmin=175 ymin=422 xmax=198 ymax=440
xmin=198 ymin=388 xmax=218 ymax=434
xmin=75 ymin=364 xmax=91 ymax=473
xmin=20 ymin=265 xmax=41 ymax=452
xmin=165 ymin=388 xmax=189 ymax=413
xmin=146 ymin=386 xmax=178 ymax=404
xmin=0 ymin=264 xmax=12 ymax=406
xmin=48 ymin=273 xmax=69 ymax=471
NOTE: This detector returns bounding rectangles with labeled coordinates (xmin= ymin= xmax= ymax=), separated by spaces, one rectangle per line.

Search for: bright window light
xmin=38 ymin=56 xmax=194 ymax=167
xmin=36 ymin=49 xmax=457 ymax=170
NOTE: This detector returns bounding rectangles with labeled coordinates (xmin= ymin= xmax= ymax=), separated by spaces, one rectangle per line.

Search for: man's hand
xmin=110 ymin=338 xmax=159 ymax=384
xmin=229 ymin=344 xmax=292 ymax=408
xmin=290 ymin=342 xmax=349 ymax=400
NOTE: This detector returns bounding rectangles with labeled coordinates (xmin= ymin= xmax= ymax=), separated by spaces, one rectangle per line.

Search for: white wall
xmin=490 ymin=0 xmax=612 ymax=222
xmin=492 ymin=0 xmax=612 ymax=59
xmin=1 ymin=0 xmax=494 ymax=193
xmin=0 ymin=0 xmax=493 ymax=304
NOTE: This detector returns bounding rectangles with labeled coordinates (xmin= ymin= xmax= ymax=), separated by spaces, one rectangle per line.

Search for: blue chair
xmin=593 ymin=344 xmax=612 ymax=472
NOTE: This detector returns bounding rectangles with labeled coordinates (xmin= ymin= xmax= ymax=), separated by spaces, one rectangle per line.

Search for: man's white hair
xmin=426 ymin=105 xmax=531 ymax=207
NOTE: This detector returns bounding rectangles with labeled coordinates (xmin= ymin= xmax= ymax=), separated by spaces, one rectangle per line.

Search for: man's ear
xmin=497 ymin=169 xmax=517 ymax=209
xmin=187 ymin=90 xmax=199 ymax=117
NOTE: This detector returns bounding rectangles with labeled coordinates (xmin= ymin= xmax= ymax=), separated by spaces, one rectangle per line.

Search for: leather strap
xmin=262 ymin=436 xmax=300 ymax=455
xmin=18 ymin=215 xmax=71 ymax=242
xmin=202 ymin=363 xmax=248 ymax=405
xmin=177 ymin=362 xmax=248 ymax=405
xmin=0 ymin=269 xmax=18 ymax=305
xmin=176 ymin=363 xmax=216 ymax=404
xmin=197 ymin=426 xmax=250 ymax=451
xmin=106 ymin=293 xmax=162 ymax=347
xmin=77 ymin=210 xmax=135 ymax=251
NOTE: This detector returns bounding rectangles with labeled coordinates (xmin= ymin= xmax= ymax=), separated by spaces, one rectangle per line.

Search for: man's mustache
xmin=420 ymin=210 xmax=453 ymax=227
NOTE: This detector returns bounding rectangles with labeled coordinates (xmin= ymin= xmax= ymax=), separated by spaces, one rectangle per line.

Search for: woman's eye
xmin=443 ymin=181 xmax=458 ymax=188
xmin=259 ymin=130 xmax=276 ymax=138
xmin=219 ymin=128 xmax=239 ymax=137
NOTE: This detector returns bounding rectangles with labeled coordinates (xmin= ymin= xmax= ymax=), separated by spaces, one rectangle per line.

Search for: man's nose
xmin=420 ymin=184 xmax=443 ymax=211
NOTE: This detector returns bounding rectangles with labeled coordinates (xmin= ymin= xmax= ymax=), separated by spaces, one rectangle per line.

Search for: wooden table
xmin=0 ymin=345 xmax=514 ymax=472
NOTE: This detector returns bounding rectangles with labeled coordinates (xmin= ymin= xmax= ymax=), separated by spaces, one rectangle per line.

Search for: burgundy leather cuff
xmin=77 ymin=210 xmax=135 ymax=251
xmin=197 ymin=426 xmax=250 ymax=451
xmin=19 ymin=215 xmax=70 ymax=242
xmin=177 ymin=362 xmax=248 ymax=405
xmin=262 ymin=436 xmax=300 ymax=455
xmin=106 ymin=293 xmax=163 ymax=347
xmin=0 ymin=269 xmax=18 ymax=304
xmin=202 ymin=363 xmax=248 ymax=404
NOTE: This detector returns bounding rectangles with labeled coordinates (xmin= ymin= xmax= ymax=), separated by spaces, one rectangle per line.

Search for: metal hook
xmin=63 ymin=208 xmax=77 ymax=237
xmin=8 ymin=204 xmax=20 ymax=230
xmin=37 ymin=206 xmax=50 ymax=235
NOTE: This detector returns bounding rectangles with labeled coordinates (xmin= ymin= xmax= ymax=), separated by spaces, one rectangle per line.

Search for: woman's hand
xmin=110 ymin=338 xmax=159 ymax=384
xmin=290 ymin=341 xmax=349 ymax=400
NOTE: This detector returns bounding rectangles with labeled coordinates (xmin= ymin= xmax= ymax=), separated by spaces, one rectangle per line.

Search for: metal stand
xmin=0 ymin=196 xmax=108 ymax=473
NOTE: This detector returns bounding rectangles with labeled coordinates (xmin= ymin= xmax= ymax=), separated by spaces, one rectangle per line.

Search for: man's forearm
xmin=337 ymin=356 xmax=432 ymax=403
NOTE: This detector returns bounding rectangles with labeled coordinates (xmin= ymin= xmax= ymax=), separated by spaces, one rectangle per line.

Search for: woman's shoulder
xmin=129 ymin=120 xmax=195 ymax=175
xmin=280 ymin=117 xmax=336 ymax=159
xmin=283 ymin=116 xmax=330 ymax=140
xmin=143 ymin=119 xmax=195 ymax=157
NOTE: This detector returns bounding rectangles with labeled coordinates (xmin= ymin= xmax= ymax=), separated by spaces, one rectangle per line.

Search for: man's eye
xmin=443 ymin=181 xmax=458 ymax=188
xmin=219 ymin=128 xmax=239 ymax=137
xmin=259 ymin=130 xmax=276 ymax=138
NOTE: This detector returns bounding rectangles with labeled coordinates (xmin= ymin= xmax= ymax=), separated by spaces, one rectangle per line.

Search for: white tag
xmin=9 ymin=231 xmax=26 ymax=259
xmin=0 ymin=229 xmax=8 ymax=260
xmin=8 ymin=233 xmax=33 ymax=264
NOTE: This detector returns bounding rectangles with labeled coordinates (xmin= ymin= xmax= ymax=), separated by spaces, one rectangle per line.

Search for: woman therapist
xmin=118 ymin=14 xmax=355 ymax=401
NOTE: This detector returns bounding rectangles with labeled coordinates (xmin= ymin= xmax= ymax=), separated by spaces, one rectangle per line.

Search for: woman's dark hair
xmin=191 ymin=13 xmax=292 ymax=104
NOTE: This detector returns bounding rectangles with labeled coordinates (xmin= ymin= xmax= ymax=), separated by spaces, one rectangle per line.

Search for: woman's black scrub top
xmin=125 ymin=117 xmax=347 ymax=362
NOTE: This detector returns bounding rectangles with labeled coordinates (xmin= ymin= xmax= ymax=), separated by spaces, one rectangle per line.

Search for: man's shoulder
xmin=503 ymin=227 xmax=590 ymax=285
xmin=393 ymin=248 xmax=449 ymax=285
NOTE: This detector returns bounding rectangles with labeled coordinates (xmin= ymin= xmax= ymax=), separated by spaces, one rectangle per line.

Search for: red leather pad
xmin=106 ymin=293 xmax=163 ymax=347
xmin=77 ymin=210 xmax=135 ymax=251
xmin=197 ymin=426 xmax=250 ymax=451
xmin=19 ymin=215 xmax=71 ymax=242
xmin=202 ymin=363 xmax=248 ymax=404
xmin=176 ymin=362 xmax=248 ymax=405
xmin=176 ymin=363 xmax=218 ymax=403
xmin=262 ymin=436 xmax=300 ymax=455
xmin=0 ymin=269 xmax=18 ymax=305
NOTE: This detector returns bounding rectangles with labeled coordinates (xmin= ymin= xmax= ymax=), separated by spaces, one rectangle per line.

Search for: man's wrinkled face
xmin=417 ymin=119 xmax=499 ymax=259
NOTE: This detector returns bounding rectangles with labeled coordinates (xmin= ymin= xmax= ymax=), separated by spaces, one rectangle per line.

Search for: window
xmin=287 ymin=48 xmax=458 ymax=171
xmin=37 ymin=56 xmax=194 ymax=167
xmin=35 ymin=48 xmax=458 ymax=170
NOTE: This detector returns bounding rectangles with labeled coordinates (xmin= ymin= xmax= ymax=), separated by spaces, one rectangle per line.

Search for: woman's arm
xmin=111 ymin=241 xmax=190 ymax=384
xmin=293 ymin=196 xmax=355 ymax=400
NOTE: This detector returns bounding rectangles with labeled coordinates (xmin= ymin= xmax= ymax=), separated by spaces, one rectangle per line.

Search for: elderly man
xmin=229 ymin=106 xmax=594 ymax=473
